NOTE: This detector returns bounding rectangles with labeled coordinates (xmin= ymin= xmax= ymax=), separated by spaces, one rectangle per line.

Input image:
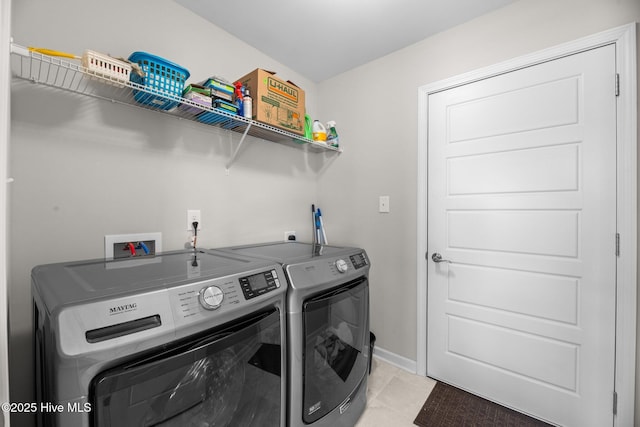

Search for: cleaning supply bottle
xmin=312 ymin=120 xmax=327 ymax=142
xmin=234 ymin=81 xmax=243 ymax=116
xmin=243 ymin=87 xmax=252 ymax=119
xmin=326 ymin=121 xmax=339 ymax=147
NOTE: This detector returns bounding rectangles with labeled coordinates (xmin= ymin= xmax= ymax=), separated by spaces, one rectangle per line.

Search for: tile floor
xmin=356 ymin=357 xmax=437 ymax=427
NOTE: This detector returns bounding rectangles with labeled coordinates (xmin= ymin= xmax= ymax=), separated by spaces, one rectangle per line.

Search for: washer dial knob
xmin=199 ymin=285 xmax=224 ymax=310
xmin=335 ymin=259 xmax=349 ymax=273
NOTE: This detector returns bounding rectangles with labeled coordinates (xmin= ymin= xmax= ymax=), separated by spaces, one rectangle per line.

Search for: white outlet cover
xmin=105 ymin=232 xmax=162 ymax=259
xmin=187 ymin=210 xmax=202 ymax=231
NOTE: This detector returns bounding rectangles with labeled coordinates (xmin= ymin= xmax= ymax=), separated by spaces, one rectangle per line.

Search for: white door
xmin=427 ymin=45 xmax=617 ymax=426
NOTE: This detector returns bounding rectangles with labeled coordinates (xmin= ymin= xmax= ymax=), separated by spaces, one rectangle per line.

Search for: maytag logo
xmin=109 ymin=302 xmax=137 ymax=315
xmin=267 ymin=77 xmax=298 ymax=102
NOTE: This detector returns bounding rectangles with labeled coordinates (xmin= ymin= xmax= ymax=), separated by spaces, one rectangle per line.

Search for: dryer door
xmin=90 ymin=308 xmax=283 ymax=427
xmin=302 ymin=277 xmax=369 ymax=423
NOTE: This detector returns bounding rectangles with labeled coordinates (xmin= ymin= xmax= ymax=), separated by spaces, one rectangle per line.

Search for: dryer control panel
xmin=350 ymin=252 xmax=369 ymax=270
xmin=286 ymin=250 xmax=371 ymax=291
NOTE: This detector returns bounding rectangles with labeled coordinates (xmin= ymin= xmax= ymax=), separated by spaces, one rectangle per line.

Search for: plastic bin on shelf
xmin=127 ymin=52 xmax=190 ymax=110
xmin=81 ymin=50 xmax=132 ymax=84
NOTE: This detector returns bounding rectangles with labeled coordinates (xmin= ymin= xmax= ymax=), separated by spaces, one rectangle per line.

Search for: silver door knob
xmin=431 ymin=253 xmax=451 ymax=263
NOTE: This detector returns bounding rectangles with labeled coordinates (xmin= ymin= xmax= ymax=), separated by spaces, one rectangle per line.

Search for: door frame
xmin=416 ymin=23 xmax=637 ymax=426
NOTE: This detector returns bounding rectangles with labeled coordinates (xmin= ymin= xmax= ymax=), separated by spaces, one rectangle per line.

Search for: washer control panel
xmin=199 ymin=285 xmax=224 ymax=310
xmin=173 ymin=279 xmax=240 ymax=322
xmin=168 ymin=264 xmax=284 ymax=327
xmin=239 ymin=269 xmax=281 ymax=300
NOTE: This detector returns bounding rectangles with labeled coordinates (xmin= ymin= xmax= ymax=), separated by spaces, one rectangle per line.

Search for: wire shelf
xmin=10 ymin=43 xmax=341 ymax=167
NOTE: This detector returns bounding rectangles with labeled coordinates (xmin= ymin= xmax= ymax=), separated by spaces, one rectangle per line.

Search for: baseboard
xmin=373 ymin=345 xmax=417 ymax=374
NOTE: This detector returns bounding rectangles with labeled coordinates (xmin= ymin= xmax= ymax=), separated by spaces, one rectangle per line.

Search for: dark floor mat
xmin=414 ymin=382 xmax=553 ymax=427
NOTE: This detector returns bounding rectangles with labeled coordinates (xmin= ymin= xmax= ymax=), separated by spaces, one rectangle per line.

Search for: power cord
xmin=192 ymin=221 xmax=199 ymax=249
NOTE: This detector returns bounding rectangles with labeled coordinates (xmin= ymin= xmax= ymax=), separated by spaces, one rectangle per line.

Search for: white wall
xmin=315 ymin=0 xmax=639 ymax=413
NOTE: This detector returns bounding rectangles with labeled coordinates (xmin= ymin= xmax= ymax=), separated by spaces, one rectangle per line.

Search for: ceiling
xmin=175 ymin=0 xmax=516 ymax=82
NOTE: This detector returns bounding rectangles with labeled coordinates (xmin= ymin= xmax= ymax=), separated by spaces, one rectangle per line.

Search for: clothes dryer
xmin=218 ymin=242 xmax=371 ymax=427
xmin=32 ymin=249 xmax=287 ymax=427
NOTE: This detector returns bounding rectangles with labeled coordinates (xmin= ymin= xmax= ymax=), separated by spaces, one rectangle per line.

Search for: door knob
xmin=431 ymin=252 xmax=451 ymax=263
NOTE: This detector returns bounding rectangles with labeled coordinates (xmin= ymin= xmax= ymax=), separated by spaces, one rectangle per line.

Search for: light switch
xmin=379 ymin=196 xmax=390 ymax=213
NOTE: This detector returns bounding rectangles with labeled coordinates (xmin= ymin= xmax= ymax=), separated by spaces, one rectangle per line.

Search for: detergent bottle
xmin=312 ymin=120 xmax=327 ymax=142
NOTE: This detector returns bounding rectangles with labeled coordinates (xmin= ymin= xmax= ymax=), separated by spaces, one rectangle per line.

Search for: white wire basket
xmin=81 ymin=50 xmax=132 ymax=83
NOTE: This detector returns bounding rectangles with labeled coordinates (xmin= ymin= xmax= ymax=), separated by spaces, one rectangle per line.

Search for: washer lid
xmin=32 ymin=249 xmax=272 ymax=310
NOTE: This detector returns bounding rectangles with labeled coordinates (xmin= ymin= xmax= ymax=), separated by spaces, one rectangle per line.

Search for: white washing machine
xmin=32 ymin=249 xmax=287 ymax=427
xmin=218 ymin=242 xmax=371 ymax=427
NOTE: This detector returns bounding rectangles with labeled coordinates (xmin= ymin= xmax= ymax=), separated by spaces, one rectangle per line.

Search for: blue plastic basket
xmin=128 ymin=52 xmax=190 ymax=110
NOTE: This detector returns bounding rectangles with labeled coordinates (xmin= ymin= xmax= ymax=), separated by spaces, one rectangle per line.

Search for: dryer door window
xmin=90 ymin=308 xmax=282 ymax=427
xmin=302 ymin=277 xmax=369 ymax=423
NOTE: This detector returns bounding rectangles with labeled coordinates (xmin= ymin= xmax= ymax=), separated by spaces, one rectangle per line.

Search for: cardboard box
xmin=237 ymin=69 xmax=305 ymax=135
